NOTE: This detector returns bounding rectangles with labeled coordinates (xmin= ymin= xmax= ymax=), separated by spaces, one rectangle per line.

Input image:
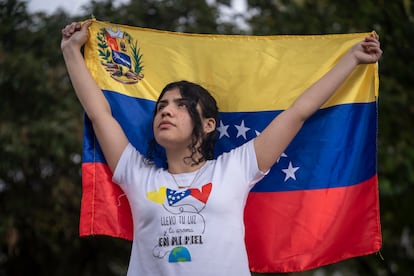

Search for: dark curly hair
xmin=146 ymin=80 xmax=219 ymax=167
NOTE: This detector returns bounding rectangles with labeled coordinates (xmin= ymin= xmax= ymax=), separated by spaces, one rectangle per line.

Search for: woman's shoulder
xmin=113 ymin=143 xmax=159 ymax=183
xmin=211 ymin=140 xmax=256 ymax=171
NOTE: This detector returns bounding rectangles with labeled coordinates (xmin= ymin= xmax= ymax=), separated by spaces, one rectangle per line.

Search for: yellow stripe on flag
xmin=84 ymin=20 xmax=378 ymax=112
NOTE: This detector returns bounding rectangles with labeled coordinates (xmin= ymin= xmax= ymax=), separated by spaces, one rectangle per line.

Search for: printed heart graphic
xmin=189 ymin=183 xmax=212 ymax=204
xmin=146 ymin=186 xmax=167 ymax=204
xmin=166 ymin=189 xmax=191 ymax=206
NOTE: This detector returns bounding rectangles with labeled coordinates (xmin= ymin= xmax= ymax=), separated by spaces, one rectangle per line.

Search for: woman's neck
xmin=166 ymin=148 xmax=205 ymax=174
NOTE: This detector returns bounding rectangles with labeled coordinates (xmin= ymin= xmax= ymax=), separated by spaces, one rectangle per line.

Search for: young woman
xmin=61 ymin=21 xmax=382 ymax=275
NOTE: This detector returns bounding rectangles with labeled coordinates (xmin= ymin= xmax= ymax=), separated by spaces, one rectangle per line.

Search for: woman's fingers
xmin=61 ymin=22 xmax=82 ymax=38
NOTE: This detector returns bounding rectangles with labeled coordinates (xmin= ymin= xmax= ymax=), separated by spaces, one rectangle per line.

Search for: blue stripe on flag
xmin=83 ymin=90 xmax=376 ymax=191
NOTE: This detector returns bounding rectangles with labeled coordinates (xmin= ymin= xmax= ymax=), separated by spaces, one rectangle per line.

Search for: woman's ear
xmin=203 ymin=118 xmax=216 ymax=134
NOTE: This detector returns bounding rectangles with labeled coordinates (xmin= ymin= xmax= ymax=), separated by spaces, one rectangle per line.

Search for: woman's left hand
xmin=351 ymin=34 xmax=383 ymax=64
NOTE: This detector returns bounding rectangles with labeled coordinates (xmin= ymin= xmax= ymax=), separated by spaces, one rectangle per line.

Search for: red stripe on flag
xmin=244 ymin=175 xmax=382 ymax=272
xmin=80 ymin=161 xmax=381 ymax=272
xmin=80 ymin=162 xmax=133 ymax=240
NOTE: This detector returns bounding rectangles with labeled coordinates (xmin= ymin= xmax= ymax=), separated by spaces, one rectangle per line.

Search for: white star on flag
xmin=217 ymin=120 xmax=230 ymax=139
xmin=235 ymin=120 xmax=250 ymax=139
xmin=282 ymin=161 xmax=300 ymax=181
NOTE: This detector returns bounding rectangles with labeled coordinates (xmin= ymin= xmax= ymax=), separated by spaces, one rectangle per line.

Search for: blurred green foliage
xmin=0 ymin=0 xmax=413 ymax=275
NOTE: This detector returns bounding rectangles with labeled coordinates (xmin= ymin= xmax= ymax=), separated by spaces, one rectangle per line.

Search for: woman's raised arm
xmin=254 ymin=35 xmax=382 ymax=172
xmin=61 ymin=21 xmax=129 ymax=172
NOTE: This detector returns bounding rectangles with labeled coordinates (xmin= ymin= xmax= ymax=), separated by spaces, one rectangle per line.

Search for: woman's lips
xmin=158 ymin=120 xmax=175 ymax=129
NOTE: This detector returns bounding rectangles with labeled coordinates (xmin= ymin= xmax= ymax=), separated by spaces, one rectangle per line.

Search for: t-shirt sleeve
xmin=219 ymin=139 xmax=268 ymax=189
xmin=112 ymin=143 xmax=146 ymax=188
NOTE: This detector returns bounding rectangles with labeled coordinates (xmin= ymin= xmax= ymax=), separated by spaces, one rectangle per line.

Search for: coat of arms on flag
xmin=97 ymin=26 xmax=144 ymax=84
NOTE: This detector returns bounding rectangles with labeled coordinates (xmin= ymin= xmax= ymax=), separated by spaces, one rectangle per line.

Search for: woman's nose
xmin=161 ymin=105 xmax=173 ymax=117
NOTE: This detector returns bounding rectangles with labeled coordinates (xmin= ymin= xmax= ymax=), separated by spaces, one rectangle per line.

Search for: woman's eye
xmin=157 ymin=104 xmax=165 ymax=111
xmin=177 ymin=99 xmax=190 ymax=108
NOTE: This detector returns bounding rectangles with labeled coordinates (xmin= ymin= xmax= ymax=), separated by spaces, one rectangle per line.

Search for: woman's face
xmin=153 ymin=88 xmax=196 ymax=150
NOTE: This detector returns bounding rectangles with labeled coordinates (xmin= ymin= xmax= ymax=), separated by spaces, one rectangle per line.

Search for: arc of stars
xmin=216 ymin=119 xmax=300 ymax=183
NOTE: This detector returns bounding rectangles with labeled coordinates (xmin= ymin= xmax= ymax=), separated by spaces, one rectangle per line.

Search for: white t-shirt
xmin=113 ymin=140 xmax=266 ymax=276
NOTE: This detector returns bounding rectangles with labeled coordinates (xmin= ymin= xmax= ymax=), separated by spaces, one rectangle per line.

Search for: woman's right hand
xmin=61 ymin=21 xmax=92 ymax=51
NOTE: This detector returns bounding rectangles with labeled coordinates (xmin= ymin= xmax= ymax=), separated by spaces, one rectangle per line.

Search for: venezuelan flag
xmin=80 ymin=20 xmax=381 ymax=272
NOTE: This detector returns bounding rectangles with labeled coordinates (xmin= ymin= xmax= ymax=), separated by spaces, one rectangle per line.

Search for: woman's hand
xmin=350 ymin=34 xmax=383 ymax=65
xmin=61 ymin=21 xmax=92 ymax=51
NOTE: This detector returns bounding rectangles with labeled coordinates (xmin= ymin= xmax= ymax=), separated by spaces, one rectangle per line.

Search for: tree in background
xmin=0 ymin=0 xmax=413 ymax=275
